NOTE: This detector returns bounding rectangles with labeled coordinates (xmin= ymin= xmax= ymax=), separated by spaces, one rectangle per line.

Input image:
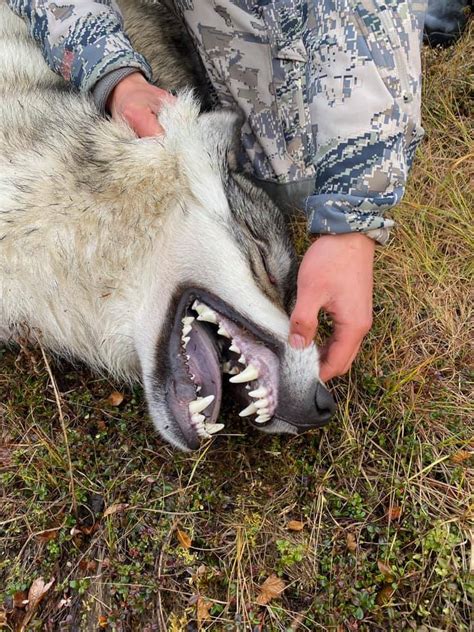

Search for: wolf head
xmin=127 ymin=95 xmax=336 ymax=450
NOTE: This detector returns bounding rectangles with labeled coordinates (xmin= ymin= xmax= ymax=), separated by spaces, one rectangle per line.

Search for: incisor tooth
xmin=249 ymin=387 xmax=268 ymax=399
xmin=255 ymin=414 xmax=270 ymax=424
xmin=229 ymin=343 xmax=240 ymax=354
xmin=239 ymin=402 xmax=258 ymax=417
xmin=217 ymin=326 xmax=230 ymax=338
xmin=191 ymin=413 xmax=205 ymax=424
xmin=188 ymin=394 xmax=215 ymax=414
xmin=229 ymin=364 xmax=259 ymax=384
xmin=254 ymin=398 xmax=269 ymax=409
xmin=205 ymin=423 xmax=224 ymax=435
xmin=197 ymin=309 xmax=217 ymax=324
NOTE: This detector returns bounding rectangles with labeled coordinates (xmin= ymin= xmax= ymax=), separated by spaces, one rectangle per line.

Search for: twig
xmin=39 ymin=343 xmax=77 ymax=515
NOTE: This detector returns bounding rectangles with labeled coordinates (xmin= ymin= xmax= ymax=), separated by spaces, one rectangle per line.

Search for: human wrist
xmin=106 ymin=71 xmax=148 ymax=113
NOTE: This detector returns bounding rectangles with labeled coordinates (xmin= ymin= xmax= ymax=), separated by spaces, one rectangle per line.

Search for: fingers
xmin=131 ymin=110 xmax=165 ymax=138
xmin=319 ymin=320 xmax=371 ymax=382
xmin=289 ymin=288 xmax=323 ymax=348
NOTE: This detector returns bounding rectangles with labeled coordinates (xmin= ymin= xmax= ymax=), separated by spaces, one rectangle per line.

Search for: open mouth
xmin=164 ymin=289 xmax=283 ymax=450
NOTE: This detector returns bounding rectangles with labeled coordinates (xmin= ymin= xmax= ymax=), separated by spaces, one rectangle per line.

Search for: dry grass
xmin=1 ymin=31 xmax=473 ymax=631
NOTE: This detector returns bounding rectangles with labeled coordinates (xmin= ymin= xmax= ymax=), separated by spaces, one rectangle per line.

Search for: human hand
xmin=107 ymin=72 xmax=176 ymax=137
xmin=289 ymin=233 xmax=375 ymax=382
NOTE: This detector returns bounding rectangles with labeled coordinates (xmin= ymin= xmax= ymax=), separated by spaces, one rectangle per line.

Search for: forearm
xmin=7 ymin=0 xmax=151 ymax=101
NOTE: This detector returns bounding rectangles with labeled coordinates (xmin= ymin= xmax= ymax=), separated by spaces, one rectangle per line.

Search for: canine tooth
xmin=205 ymin=423 xmax=225 ymax=435
xmin=188 ymin=394 xmax=215 ymax=414
xmin=197 ymin=309 xmax=217 ymax=324
xmin=229 ymin=364 xmax=259 ymax=383
xmin=249 ymin=387 xmax=268 ymax=399
xmin=238 ymin=355 xmax=246 ymax=365
xmin=217 ymin=326 xmax=230 ymax=338
xmin=239 ymin=402 xmax=258 ymax=417
xmin=191 ymin=413 xmax=205 ymax=425
xmin=182 ymin=324 xmax=192 ymax=336
xmin=254 ymin=398 xmax=269 ymax=409
xmin=229 ymin=343 xmax=240 ymax=354
xmin=182 ymin=316 xmax=194 ymax=325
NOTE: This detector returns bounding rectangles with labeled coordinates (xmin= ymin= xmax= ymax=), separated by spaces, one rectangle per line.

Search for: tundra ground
xmin=1 ymin=32 xmax=473 ymax=632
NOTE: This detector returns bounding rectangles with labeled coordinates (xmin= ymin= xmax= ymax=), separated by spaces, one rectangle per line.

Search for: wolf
xmin=0 ymin=0 xmax=335 ymax=451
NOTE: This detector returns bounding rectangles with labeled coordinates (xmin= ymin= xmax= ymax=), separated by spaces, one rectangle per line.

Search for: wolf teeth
xmin=238 ymin=354 xmax=246 ymax=365
xmin=249 ymin=386 xmax=268 ymax=399
xmin=182 ymin=316 xmax=194 ymax=326
xmin=197 ymin=309 xmax=217 ymax=324
xmin=229 ymin=343 xmax=240 ymax=354
xmin=217 ymin=326 xmax=230 ymax=338
xmin=182 ymin=336 xmax=190 ymax=348
xmin=205 ymin=423 xmax=224 ymax=435
xmin=191 ymin=413 xmax=205 ymax=425
xmin=254 ymin=398 xmax=269 ymax=409
xmin=182 ymin=324 xmax=192 ymax=336
xmin=239 ymin=402 xmax=258 ymax=417
xmin=189 ymin=394 xmax=215 ymax=414
xmin=229 ymin=364 xmax=259 ymax=383
xmin=255 ymin=413 xmax=270 ymax=424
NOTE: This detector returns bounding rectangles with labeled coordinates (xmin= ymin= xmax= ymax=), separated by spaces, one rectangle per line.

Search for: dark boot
xmin=424 ymin=0 xmax=471 ymax=46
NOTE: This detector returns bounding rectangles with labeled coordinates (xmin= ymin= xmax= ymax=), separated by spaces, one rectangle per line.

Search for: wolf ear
xmin=199 ymin=109 xmax=244 ymax=173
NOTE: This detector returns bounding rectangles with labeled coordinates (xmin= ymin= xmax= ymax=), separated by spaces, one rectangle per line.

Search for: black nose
xmin=314 ymin=382 xmax=336 ymax=422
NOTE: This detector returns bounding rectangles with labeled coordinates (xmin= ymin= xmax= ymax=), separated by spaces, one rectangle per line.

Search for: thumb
xmin=289 ymin=284 xmax=323 ymax=348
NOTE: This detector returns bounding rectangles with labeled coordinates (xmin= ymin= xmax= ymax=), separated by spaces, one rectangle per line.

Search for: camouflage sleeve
xmin=176 ymin=0 xmax=427 ymax=243
xmin=6 ymin=0 xmax=152 ymax=94
xmin=304 ymin=0 xmax=428 ymax=241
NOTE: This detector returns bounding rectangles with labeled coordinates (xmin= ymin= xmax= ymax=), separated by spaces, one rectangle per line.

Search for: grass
xmin=1 ymin=32 xmax=473 ymax=631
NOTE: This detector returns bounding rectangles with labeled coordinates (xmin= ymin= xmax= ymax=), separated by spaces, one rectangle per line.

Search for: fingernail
xmin=289 ymin=333 xmax=306 ymax=349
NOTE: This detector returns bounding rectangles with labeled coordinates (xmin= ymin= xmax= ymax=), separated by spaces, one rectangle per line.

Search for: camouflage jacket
xmin=7 ymin=0 xmax=427 ymax=242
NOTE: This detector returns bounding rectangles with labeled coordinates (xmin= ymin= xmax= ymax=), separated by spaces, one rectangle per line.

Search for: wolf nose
xmin=314 ymin=382 xmax=336 ymax=422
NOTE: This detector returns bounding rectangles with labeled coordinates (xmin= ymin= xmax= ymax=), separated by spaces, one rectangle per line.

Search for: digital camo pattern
xmin=7 ymin=0 xmax=427 ymax=238
xmin=7 ymin=0 xmax=152 ymax=92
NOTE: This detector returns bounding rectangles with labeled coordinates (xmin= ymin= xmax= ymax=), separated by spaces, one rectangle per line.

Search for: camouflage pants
xmin=175 ymin=0 xmax=427 ymax=237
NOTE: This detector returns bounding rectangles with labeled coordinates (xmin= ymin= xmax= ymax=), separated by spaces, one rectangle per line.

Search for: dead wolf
xmin=0 ymin=0 xmax=335 ymax=450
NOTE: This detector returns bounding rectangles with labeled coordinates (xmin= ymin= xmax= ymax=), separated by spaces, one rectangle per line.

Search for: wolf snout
xmin=314 ymin=382 xmax=336 ymax=423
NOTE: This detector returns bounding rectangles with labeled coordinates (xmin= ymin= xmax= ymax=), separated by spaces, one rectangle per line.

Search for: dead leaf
xmin=377 ymin=560 xmax=395 ymax=582
xmin=346 ymin=532 xmax=357 ymax=554
xmin=387 ymin=505 xmax=402 ymax=521
xmin=256 ymin=574 xmax=286 ymax=605
xmin=13 ymin=591 xmax=28 ymax=609
xmin=287 ymin=520 xmax=304 ymax=532
xmin=107 ymin=391 xmax=124 ymax=406
xmin=176 ymin=528 xmax=192 ymax=549
xmin=98 ymin=615 xmax=108 ymax=628
xmin=0 ymin=607 xmax=6 ymax=627
xmin=376 ymin=585 xmax=395 ymax=606
xmin=27 ymin=577 xmax=55 ymax=612
xmin=451 ymin=450 xmax=472 ymax=464
xmin=103 ymin=503 xmax=129 ymax=518
xmin=196 ymin=596 xmax=212 ymax=627
xmin=36 ymin=528 xmax=59 ymax=543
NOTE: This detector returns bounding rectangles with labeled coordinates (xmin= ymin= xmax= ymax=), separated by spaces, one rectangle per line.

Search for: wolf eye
xmin=259 ymin=249 xmax=276 ymax=285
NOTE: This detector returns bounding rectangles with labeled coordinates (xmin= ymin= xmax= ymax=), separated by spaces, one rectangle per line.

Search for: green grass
xmin=1 ymin=33 xmax=473 ymax=631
